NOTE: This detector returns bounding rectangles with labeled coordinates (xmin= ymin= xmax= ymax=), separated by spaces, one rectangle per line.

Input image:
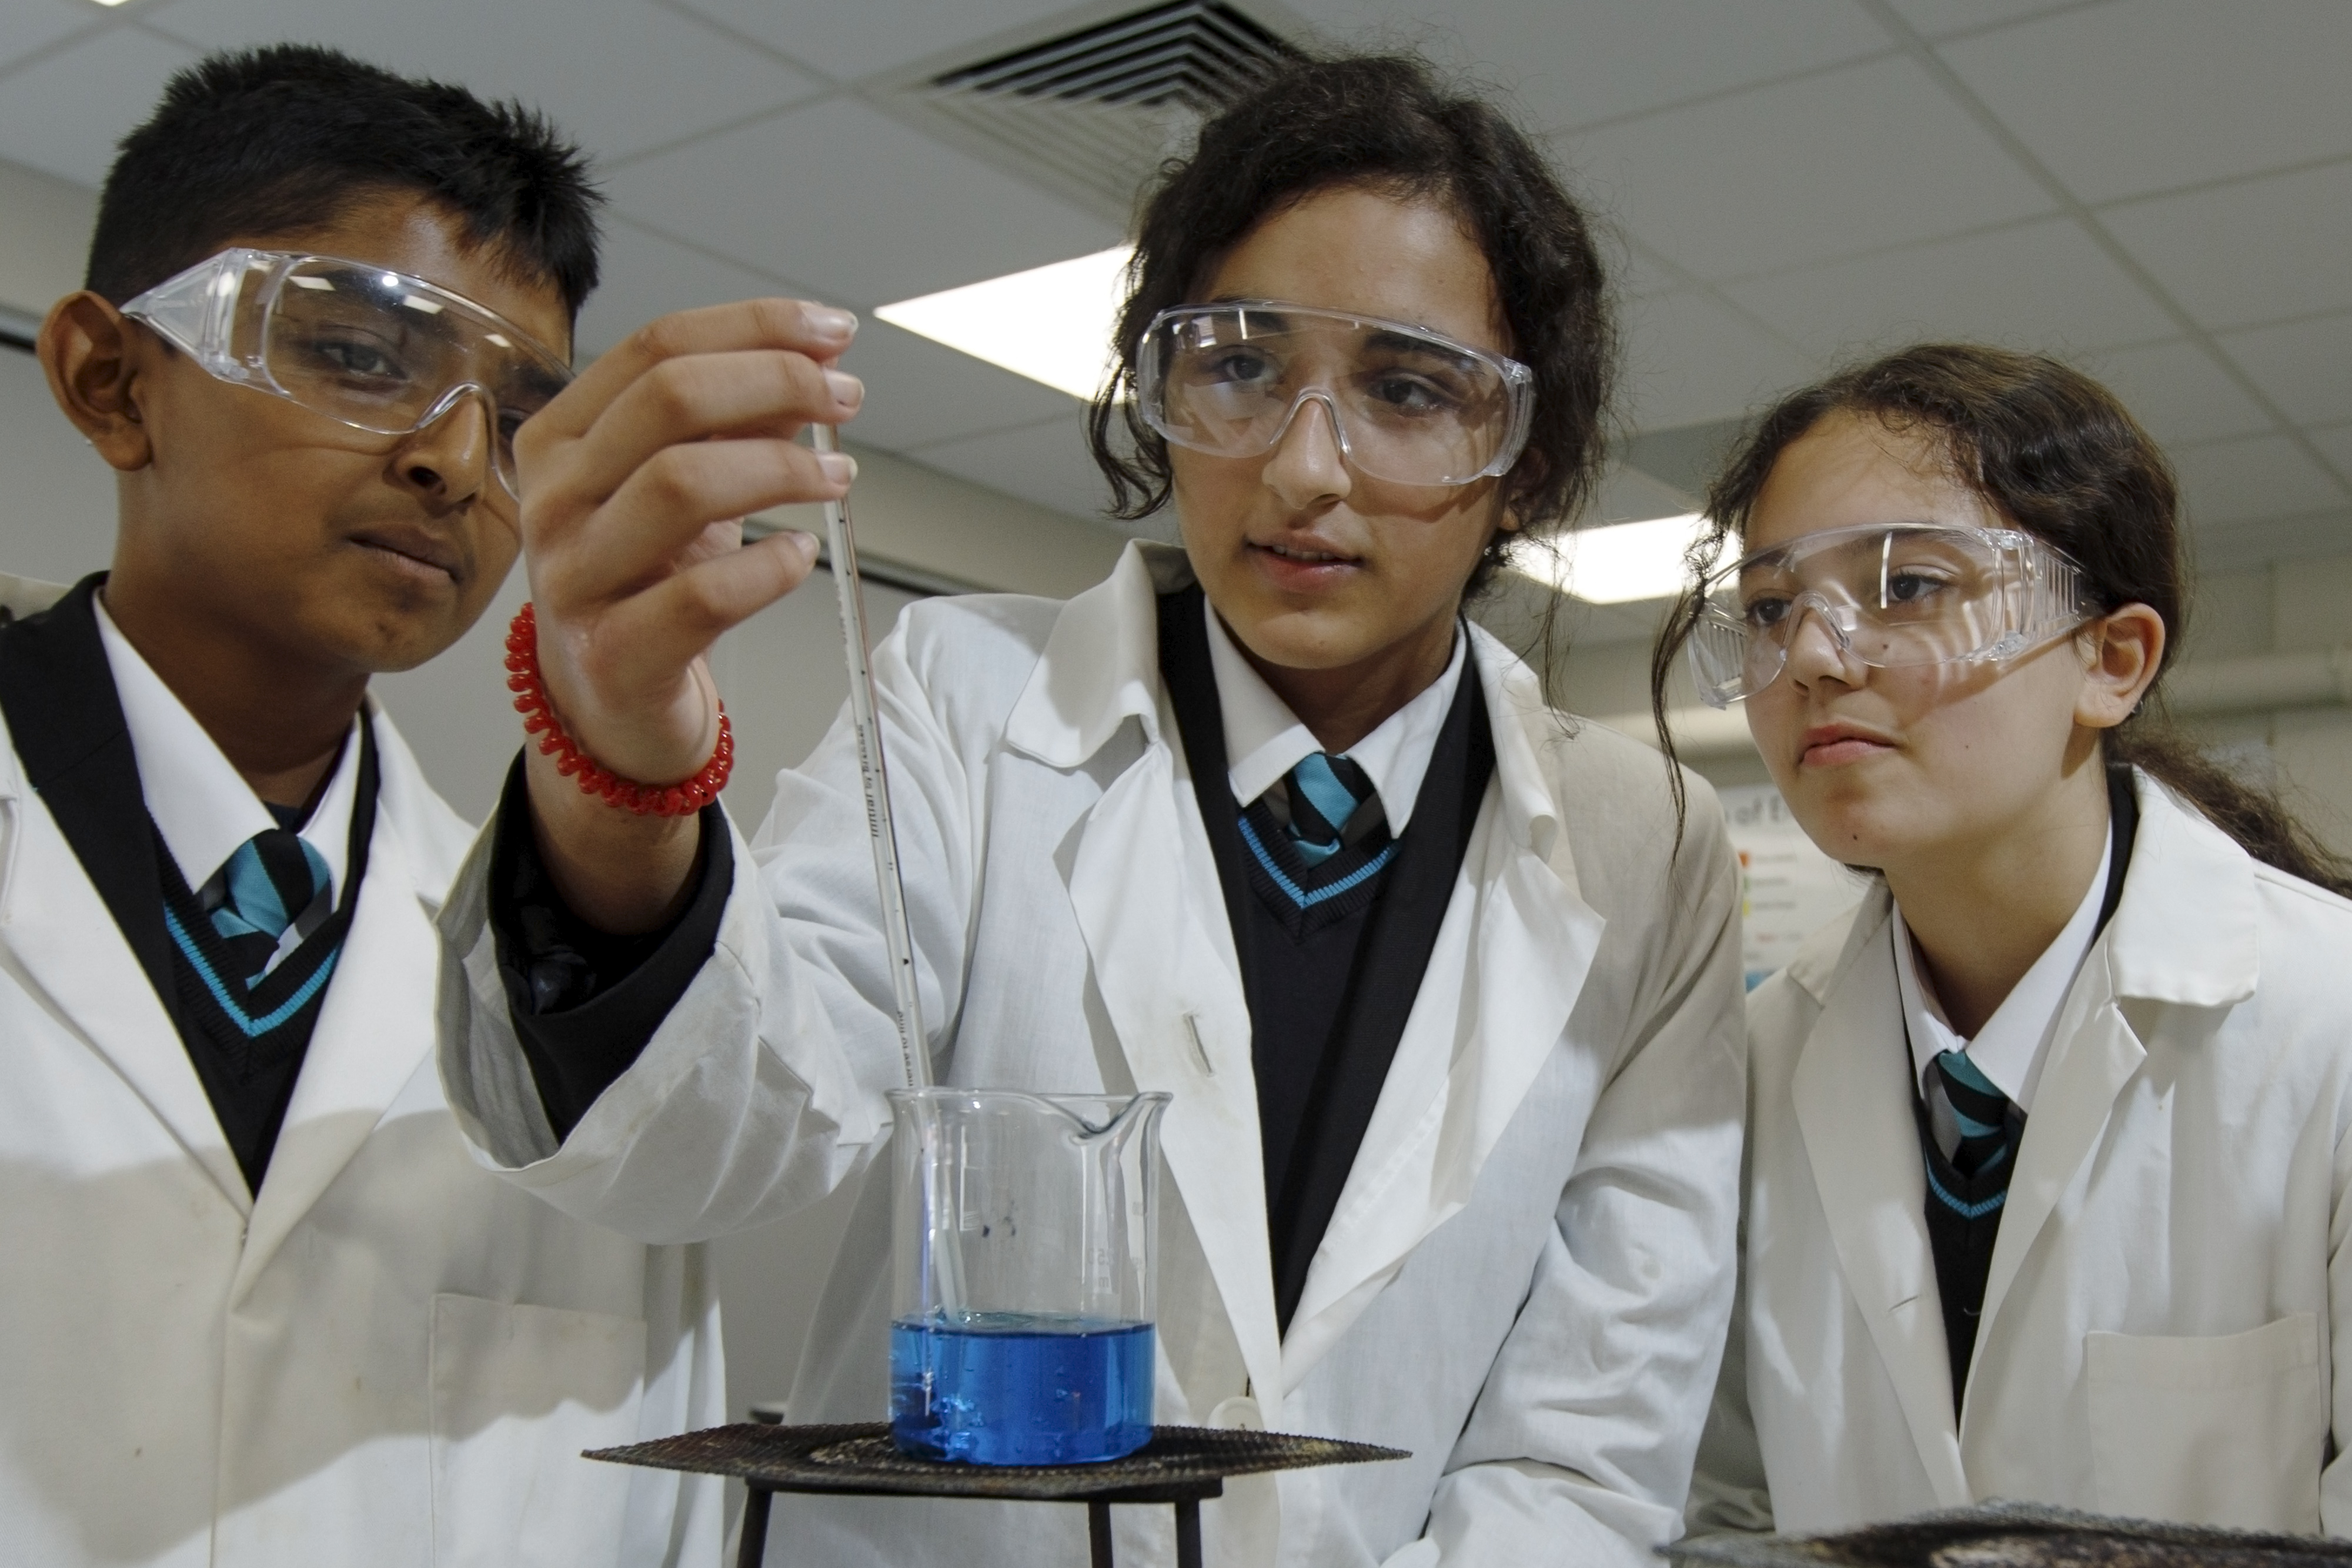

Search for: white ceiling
xmin=0 ymin=0 xmax=2344 ymax=566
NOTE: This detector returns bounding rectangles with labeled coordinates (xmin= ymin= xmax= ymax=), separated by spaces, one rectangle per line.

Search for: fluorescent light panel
xmin=876 ymin=245 xmax=1133 ymax=401
xmin=1519 ymin=513 xmax=1725 ymax=604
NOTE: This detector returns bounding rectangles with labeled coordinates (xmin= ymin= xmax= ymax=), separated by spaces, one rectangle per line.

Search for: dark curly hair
xmin=1086 ymin=52 xmax=1614 ymax=595
xmin=1649 ymin=343 xmax=2352 ymax=896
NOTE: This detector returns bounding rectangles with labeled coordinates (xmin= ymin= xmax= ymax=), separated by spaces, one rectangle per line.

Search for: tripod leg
xmin=737 ymin=1486 xmax=773 ymax=1568
xmin=1089 ymin=1500 xmax=1115 ymax=1568
xmin=1174 ymin=1498 xmax=1202 ymax=1568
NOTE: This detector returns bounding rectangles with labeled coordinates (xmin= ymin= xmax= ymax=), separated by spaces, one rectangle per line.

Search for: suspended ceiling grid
xmin=0 ymin=0 xmax=2344 ymax=574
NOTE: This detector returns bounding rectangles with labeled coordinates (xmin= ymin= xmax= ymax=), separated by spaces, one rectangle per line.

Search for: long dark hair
xmin=1086 ymin=52 xmax=1615 ymax=596
xmin=1650 ymin=343 xmax=2352 ymax=898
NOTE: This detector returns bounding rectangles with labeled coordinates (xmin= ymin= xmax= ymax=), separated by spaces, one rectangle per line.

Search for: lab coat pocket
xmin=429 ymin=1293 xmax=649 ymax=1568
xmin=2085 ymin=1313 xmax=2322 ymax=1532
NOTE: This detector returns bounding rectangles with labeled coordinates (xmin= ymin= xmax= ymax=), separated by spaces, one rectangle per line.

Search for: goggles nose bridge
xmin=1765 ymin=589 xmax=1869 ymax=691
xmin=407 ymin=382 xmax=510 ymax=499
xmin=1261 ymin=385 xmax=1354 ymax=464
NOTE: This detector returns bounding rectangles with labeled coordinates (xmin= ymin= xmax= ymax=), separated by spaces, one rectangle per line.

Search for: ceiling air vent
xmin=897 ymin=1 xmax=1303 ymax=221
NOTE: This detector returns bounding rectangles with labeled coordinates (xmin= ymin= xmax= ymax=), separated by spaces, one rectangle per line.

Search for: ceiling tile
xmin=0 ymin=0 xmax=102 ymax=75
xmin=2311 ymin=424 xmax=2352 ymax=481
xmin=1289 ymin=0 xmax=1885 ymax=132
xmin=605 ymin=95 xmax=1118 ymax=309
xmin=2216 ymin=311 xmax=2352 ymax=430
xmin=1615 ymin=236 xmax=1685 ymax=301
xmin=574 ymin=218 xmax=817 ymax=357
xmin=1619 ymin=289 xmax=1814 ymax=431
xmin=2191 ymin=509 xmax=2352 ymax=571
xmin=142 ymin=0 xmax=818 ymax=163
xmin=1722 ymin=216 xmax=2173 ymax=357
xmin=2080 ymin=339 xmax=2273 ymax=446
xmin=1940 ymin=0 xmax=2352 ymax=205
xmin=910 ymin=409 xmax=1107 ymax=521
xmin=2099 ymin=160 xmax=2352 ymax=332
xmin=831 ymin=318 xmax=1078 ymax=453
xmin=1880 ymin=0 xmax=2081 ymax=38
xmin=1561 ymin=55 xmax=2053 ymax=282
xmin=0 ymin=25 xmax=198 ymax=186
xmin=662 ymin=0 xmax=1087 ymax=82
xmin=2169 ymin=432 xmax=2348 ymax=527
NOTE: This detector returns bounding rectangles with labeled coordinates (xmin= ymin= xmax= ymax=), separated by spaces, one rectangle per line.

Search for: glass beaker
xmin=887 ymin=1088 xmax=1171 ymax=1465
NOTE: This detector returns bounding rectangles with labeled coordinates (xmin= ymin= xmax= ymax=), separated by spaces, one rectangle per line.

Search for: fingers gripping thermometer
xmin=813 ymin=423 xmax=931 ymax=1091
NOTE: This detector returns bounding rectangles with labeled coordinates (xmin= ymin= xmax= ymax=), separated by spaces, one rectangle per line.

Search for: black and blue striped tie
xmin=1284 ymin=753 xmax=1378 ymax=865
xmin=202 ymin=830 xmax=332 ymax=987
xmin=1925 ymin=1050 xmax=2016 ymax=1189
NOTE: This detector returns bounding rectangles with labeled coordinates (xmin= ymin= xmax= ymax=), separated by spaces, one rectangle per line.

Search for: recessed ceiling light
xmin=876 ymin=245 xmax=1132 ymax=400
xmin=1518 ymin=513 xmax=1725 ymax=604
xmin=85 ymin=0 xmax=135 ymax=7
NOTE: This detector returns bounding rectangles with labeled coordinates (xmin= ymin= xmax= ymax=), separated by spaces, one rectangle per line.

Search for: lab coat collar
xmin=1004 ymin=540 xmax=1181 ymax=769
xmin=1788 ymin=888 xmax=1972 ymax=1505
xmin=1007 ymin=538 xmax=1568 ymax=871
xmin=2099 ymin=768 xmax=2259 ymax=1009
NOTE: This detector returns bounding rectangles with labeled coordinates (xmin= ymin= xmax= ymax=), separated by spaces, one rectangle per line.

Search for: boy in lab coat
xmin=4 ymin=45 xmax=723 ymax=1567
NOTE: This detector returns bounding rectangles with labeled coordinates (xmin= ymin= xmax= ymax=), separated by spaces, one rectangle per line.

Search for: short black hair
xmin=87 ymin=44 xmax=603 ymax=320
xmin=1088 ymin=52 xmax=1615 ymax=589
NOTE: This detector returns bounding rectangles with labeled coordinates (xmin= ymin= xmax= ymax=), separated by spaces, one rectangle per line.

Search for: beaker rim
xmin=886 ymin=1087 xmax=1173 ymax=1135
xmin=885 ymin=1088 xmax=1174 ymax=1109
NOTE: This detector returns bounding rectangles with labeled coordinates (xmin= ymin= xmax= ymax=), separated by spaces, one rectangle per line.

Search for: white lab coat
xmin=439 ymin=540 xmax=1748 ymax=1568
xmin=1689 ymin=768 xmax=2352 ymax=1539
xmin=0 ymin=649 xmax=725 ymax=1566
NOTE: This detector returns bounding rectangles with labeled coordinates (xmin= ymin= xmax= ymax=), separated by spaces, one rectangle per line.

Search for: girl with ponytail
xmin=1669 ymin=344 xmax=2352 ymax=1537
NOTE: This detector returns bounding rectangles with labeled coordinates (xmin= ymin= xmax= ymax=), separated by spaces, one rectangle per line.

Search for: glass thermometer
xmin=813 ymin=422 xmax=930 ymax=1089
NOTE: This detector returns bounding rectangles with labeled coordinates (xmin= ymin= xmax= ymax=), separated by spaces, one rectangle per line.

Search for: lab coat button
xmin=1209 ymin=1396 xmax=1262 ymax=1430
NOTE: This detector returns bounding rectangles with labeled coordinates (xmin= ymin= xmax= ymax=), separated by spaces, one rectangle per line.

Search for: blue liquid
xmin=890 ymin=1312 xmax=1154 ymax=1465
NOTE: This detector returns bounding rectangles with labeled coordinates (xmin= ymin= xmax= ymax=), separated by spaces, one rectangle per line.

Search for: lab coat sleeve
xmin=1418 ymin=786 xmax=1749 ymax=1567
xmin=1683 ymin=1139 xmax=1775 ymax=1537
xmin=2321 ymin=1089 xmax=2352 ymax=1534
xmin=436 ymin=611 xmax=980 ymax=1242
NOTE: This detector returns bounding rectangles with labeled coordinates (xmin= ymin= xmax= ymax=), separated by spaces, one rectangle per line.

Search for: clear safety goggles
xmin=1135 ymin=300 xmax=1535 ymax=487
xmin=121 ymin=248 xmax=572 ymax=500
xmin=1689 ymin=522 xmax=2099 ymax=708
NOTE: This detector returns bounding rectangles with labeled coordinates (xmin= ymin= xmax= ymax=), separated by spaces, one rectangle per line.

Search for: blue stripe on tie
xmin=1923 ymin=1157 xmax=2007 ymax=1219
xmin=1289 ymin=754 xmax=1364 ymax=837
xmin=1237 ymin=815 xmax=1396 ymax=908
xmin=165 ymin=904 xmax=340 ymax=1037
xmin=1936 ymin=1049 xmax=2002 ymax=1098
xmin=1949 ymin=1106 xmax=2004 ymax=1140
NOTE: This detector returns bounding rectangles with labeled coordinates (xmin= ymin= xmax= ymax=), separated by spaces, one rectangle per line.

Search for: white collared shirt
xmin=1891 ymin=834 xmax=2112 ymax=1115
xmin=95 ymin=595 xmax=358 ymax=958
xmin=1202 ymin=597 xmax=1466 ymax=833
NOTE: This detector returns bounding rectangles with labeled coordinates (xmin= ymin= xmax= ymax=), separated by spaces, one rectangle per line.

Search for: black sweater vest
xmin=1158 ymin=587 xmax=1495 ymax=1329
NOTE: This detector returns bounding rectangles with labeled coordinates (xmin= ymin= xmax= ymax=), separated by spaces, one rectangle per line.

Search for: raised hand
xmin=509 ymin=299 xmax=861 ymax=930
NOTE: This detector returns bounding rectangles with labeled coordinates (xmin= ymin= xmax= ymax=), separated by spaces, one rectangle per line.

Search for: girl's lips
xmin=1249 ymin=539 xmax=1359 ymax=590
xmin=1798 ymin=726 xmax=1896 ymax=767
xmin=1800 ymin=736 xmax=1895 ymax=767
